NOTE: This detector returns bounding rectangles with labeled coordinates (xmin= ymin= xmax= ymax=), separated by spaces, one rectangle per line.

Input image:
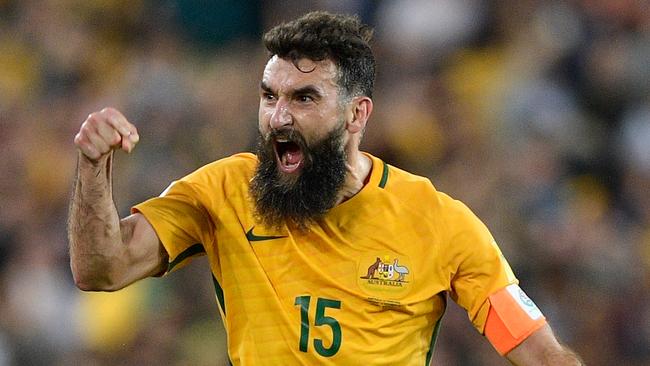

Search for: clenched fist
xmin=74 ymin=107 xmax=140 ymax=161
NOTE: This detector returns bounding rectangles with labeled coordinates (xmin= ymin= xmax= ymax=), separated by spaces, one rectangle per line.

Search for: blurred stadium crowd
xmin=0 ymin=0 xmax=648 ymax=365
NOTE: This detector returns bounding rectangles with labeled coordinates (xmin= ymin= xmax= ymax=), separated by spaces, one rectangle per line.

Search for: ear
xmin=346 ymin=96 xmax=373 ymax=134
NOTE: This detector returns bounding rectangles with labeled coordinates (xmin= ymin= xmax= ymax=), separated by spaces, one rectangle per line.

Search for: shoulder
xmin=376 ymin=158 xmax=444 ymax=211
xmin=374 ymin=155 xmax=482 ymax=229
xmin=380 ymin=161 xmax=436 ymax=196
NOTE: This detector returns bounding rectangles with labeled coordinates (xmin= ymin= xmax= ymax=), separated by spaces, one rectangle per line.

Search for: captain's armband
xmin=484 ymin=284 xmax=547 ymax=355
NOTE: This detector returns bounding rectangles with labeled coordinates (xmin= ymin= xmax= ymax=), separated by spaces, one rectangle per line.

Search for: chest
xmin=242 ymin=218 xmax=448 ymax=306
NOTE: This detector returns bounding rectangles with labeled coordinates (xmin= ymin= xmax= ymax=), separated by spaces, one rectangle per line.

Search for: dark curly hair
xmin=263 ymin=11 xmax=375 ymax=99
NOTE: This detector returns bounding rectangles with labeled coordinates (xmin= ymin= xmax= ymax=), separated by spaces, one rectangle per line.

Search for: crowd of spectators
xmin=0 ymin=1 xmax=648 ymax=365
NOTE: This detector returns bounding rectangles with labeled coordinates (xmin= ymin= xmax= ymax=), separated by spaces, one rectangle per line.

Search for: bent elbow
xmin=73 ymin=276 xmax=123 ymax=292
xmin=73 ymin=278 xmax=100 ymax=292
xmin=70 ymin=250 xmax=128 ymax=292
xmin=71 ymin=266 xmax=124 ymax=292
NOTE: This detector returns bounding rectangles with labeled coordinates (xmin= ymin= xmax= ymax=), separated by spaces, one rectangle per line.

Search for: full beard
xmin=249 ymin=123 xmax=347 ymax=231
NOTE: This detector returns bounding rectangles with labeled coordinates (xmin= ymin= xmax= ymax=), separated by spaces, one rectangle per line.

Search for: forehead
xmin=261 ymin=55 xmax=339 ymax=91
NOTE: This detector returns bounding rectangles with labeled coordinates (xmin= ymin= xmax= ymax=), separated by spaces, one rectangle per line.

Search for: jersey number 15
xmin=294 ymin=295 xmax=342 ymax=357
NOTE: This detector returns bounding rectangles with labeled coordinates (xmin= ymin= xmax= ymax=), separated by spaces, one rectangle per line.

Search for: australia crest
xmin=357 ymin=254 xmax=412 ymax=299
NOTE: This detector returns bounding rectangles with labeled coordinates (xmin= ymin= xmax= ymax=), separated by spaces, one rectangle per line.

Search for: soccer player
xmin=69 ymin=11 xmax=583 ymax=365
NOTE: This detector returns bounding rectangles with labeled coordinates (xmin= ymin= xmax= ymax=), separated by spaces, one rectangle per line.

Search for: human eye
xmin=261 ymin=92 xmax=276 ymax=102
xmin=297 ymin=94 xmax=314 ymax=103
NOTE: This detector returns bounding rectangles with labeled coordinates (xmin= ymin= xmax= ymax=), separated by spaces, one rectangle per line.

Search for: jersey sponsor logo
xmin=357 ymin=254 xmax=412 ymax=299
xmin=245 ymin=227 xmax=287 ymax=242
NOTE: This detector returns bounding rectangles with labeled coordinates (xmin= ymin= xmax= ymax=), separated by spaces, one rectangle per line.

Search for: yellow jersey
xmin=133 ymin=152 xmax=517 ymax=365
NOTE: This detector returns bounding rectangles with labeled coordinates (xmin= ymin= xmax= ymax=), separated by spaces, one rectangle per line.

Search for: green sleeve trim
xmin=425 ymin=293 xmax=447 ymax=365
xmin=211 ymin=275 xmax=231 ymax=364
xmin=167 ymin=243 xmax=205 ymax=272
xmin=212 ymin=275 xmax=226 ymax=315
xmin=378 ymin=161 xmax=389 ymax=188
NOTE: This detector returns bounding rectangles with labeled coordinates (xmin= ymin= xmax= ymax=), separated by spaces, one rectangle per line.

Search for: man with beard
xmin=69 ymin=11 xmax=582 ymax=366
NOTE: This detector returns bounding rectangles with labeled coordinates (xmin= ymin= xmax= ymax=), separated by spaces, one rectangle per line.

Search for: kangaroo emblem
xmin=361 ymin=257 xmax=382 ymax=279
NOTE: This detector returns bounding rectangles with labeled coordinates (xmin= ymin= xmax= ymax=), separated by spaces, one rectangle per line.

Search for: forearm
xmin=506 ymin=324 xmax=583 ymax=366
xmin=538 ymin=346 xmax=583 ymax=366
xmin=509 ymin=345 xmax=583 ymax=366
xmin=68 ymin=151 xmax=126 ymax=291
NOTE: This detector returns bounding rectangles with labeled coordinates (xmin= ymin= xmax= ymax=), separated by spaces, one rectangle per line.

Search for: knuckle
xmin=101 ymin=107 xmax=121 ymax=120
xmin=79 ymin=122 xmax=92 ymax=134
xmin=87 ymin=112 xmax=99 ymax=122
xmin=85 ymin=113 xmax=102 ymax=127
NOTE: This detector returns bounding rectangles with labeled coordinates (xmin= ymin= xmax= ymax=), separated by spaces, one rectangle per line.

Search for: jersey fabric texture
xmin=133 ymin=152 xmax=519 ymax=365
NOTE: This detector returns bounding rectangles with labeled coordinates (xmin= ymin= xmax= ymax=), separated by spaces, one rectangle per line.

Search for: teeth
xmin=276 ymin=138 xmax=289 ymax=143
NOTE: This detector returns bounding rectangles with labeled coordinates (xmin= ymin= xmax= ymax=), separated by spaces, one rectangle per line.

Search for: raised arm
xmin=68 ymin=107 xmax=167 ymax=292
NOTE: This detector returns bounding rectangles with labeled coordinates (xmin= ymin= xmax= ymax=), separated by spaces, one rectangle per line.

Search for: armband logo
xmin=506 ymin=284 xmax=543 ymax=320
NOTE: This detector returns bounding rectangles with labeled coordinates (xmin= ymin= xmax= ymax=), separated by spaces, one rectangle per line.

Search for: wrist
xmin=78 ymin=150 xmax=112 ymax=167
xmin=77 ymin=151 xmax=114 ymax=184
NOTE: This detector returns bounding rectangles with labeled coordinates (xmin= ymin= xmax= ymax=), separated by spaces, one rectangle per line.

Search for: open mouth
xmin=274 ymin=137 xmax=304 ymax=174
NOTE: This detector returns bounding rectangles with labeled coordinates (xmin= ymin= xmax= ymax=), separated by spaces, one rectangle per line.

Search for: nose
xmin=269 ymin=99 xmax=292 ymax=130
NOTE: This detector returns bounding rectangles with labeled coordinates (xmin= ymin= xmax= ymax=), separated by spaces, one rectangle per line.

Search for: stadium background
xmin=0 ymin=0 xmax=648 ymax=365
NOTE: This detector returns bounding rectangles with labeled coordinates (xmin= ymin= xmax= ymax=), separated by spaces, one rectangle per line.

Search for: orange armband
xmin=484 ymin=284 xmax=547 ymax=355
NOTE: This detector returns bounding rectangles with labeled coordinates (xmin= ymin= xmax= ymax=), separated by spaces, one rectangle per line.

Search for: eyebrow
xmin=294 ymin=85 xmax=322 ymax=98
xmin=260 ymin=81 xmax=323 ymax=99
xmin=260 ymin=81 xmax=273 ymax=93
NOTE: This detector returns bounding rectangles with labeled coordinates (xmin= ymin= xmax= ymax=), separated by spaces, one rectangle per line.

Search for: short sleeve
xmin=132 ymin=179 xmax=213 ymax=273
xmin=446 ymin=201 xmax=517 ymax=333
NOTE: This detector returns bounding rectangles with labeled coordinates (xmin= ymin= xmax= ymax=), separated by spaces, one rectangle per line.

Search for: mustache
xmin=266 ymin=128 xmax=304 ymax=145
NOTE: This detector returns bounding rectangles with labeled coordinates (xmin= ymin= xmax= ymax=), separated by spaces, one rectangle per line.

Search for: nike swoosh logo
xmin=246 ymin=227 xmax=287 ymax=242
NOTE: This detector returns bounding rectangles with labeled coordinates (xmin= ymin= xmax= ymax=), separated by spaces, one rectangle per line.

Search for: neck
xmin=335 ymin=149 xmax=372 ymax=205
